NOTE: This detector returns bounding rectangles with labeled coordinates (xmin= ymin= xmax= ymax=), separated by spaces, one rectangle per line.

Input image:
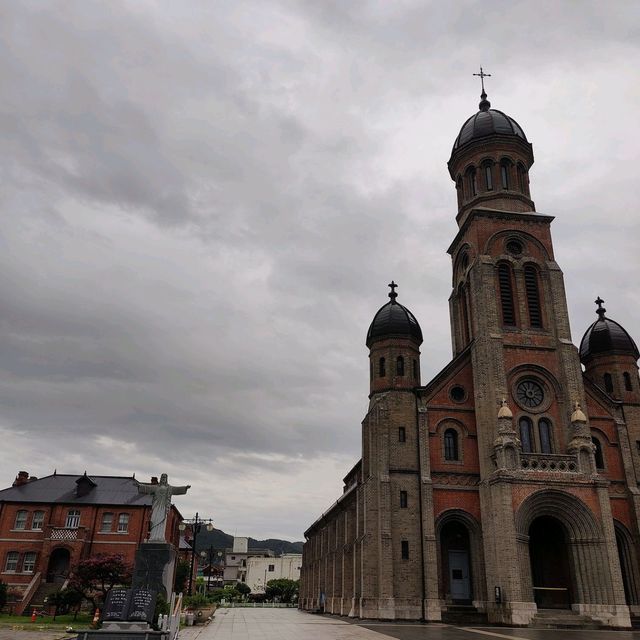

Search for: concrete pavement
xmin=176 ymin=608 xmax=640 ymax=640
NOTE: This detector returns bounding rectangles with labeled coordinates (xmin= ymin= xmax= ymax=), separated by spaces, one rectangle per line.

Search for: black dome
xmin=452 ymin=93 xmax=527 ymax=152
xmin=367 ymin=283 xmax=423 ymax=347
xmin=579 ymin=300 xmax=639 ymax=362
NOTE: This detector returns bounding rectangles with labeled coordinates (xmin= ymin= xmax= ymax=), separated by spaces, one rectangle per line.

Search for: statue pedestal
xmin=132 ymin=542 xmax=176 ymax=601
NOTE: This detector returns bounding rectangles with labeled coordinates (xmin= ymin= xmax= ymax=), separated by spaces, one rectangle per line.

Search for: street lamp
xmin=178 ymin=512 xmax=214 ymax=595
xmin=199 ymin=546 xmax=217 ymax=592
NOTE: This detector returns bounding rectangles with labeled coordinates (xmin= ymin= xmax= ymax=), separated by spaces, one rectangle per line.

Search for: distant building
xmin=0 ymin=471 xmax=182 ymax=614
xmin=223 ymin=536 xmax=272 ymax=585
xmin=245 ymin=554 xmax=302 ymax=594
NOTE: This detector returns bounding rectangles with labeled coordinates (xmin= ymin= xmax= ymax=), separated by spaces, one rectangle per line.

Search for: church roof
xmin=366 ymin=282 xmax=423 ymax=347
xmin=579 ymin=298 xmax=639 ymax=362
xmin=452 ymin=92 xmax=527 ymax=152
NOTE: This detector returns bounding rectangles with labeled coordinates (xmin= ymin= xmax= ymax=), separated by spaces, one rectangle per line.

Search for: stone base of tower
xmin=572 ymin=603 xmax=631 ymax=628
xmin=486 ymin=601 xmax=537 ymax=626
xmin=357 ymin=597 xmax=423 ymax=620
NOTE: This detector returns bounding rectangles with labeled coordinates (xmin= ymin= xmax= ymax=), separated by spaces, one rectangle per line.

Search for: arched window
xmin=413 ymin=359 xmax=418 ymax=379
xmin=524 ymin=265 xmax=543 ymax=328
xmin=444 ymin=429 xmax=459 ymax=461
xmin=592 ymin=436 xmax=605 ymax=470
xmin=624 ymin=372 xmax=633 ymax=392
xmin=604 ymin=373 xmax=613 ymax=393
xmin=396 ymin=356 xmax=404 ymax=376
xmin=484 ymin=163 xmax=493 ymax=191
xmin=538 ymin=418 xmax=552 ymax=454
xmin=498 ymin=263 xmax=516 ymax=326
xmin=519 ymin=417 xmax=534 ymax=453
xmin=517 ymin=163 xmax=528 ymax=194
xmin=379 ymin=357 xmax=386 ymax=377
xmin=500 ymin=160 xmax=511 ymax=190
xmin=456 ymin=176 xmax=463 ymax=207
xmin=466 ymin=166 xmax=477 ymax=197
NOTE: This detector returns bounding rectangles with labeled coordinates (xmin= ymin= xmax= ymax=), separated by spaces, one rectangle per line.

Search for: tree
xmin=0 ymin=580 xmax=7 ymax=611
xmin=236 ymin=582 xmax=251 ymax=597
xmin=265 ymin=579 xmax=298 ymax=603
xmin=48 ymin=588 xmax=83 ymax=620
xmin=68 ymin=554 xmax=132 ymax=612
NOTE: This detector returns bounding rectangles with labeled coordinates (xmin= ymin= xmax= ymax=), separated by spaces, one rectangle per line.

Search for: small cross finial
xmin=595 ymin=296 xmax=606 ymax=319
xmin=388 ymin=280 xmax=398 ymax=303
xmin=473 ymin=66 xmax=491 ymax=94
xmin=473 ymin=67 xmax=492 ymax=111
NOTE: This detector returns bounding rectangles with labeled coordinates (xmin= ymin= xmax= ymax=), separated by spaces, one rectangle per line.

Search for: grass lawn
xmin=0 ymin=612 xmax=92 ymax=627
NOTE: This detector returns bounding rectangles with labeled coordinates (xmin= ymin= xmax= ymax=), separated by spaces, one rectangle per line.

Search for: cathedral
xmin=299 ymin=85 xmax=640 ymax=628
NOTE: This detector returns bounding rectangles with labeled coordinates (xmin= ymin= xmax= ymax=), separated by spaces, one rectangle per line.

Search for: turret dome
xmin=579 ymin=297 xmax=639 ymax=363
xmin=452 ymin=92 xmax=527 ymax=153
xmin=366 ymin=282 xmax=423 ymax=348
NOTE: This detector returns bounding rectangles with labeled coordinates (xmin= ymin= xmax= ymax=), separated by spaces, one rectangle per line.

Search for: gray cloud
xmin=0 ymin=0 xmax=638 ymax=539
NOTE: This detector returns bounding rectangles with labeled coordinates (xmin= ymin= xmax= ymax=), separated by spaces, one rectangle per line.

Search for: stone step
xmin=531 ymin=609 xmax=603 ymax=629
xmin=442 ymin=606 xmax=487 ymax=626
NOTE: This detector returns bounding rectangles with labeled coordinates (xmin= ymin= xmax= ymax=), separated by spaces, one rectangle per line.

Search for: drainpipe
xmin=415 ymin=390 xmax=427 ymax=621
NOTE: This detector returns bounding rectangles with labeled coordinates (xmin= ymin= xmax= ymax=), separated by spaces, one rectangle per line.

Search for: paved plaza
xmin=4 ymin=610 xmax=640 ymax=640
xmin=177 ymin=608 xmax=640 ymax=640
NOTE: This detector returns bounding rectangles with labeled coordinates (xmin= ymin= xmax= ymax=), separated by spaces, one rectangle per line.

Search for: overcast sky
xmin=1 ymin=1 xmax=638 ymax=541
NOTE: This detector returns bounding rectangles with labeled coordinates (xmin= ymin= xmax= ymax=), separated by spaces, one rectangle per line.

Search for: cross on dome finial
xmin=388 ymin=280 xmax=398 ymax=303
xmin=595 ymin=296 xmax=606 ymax=320
xmin=473 ymin=66 xmax=492 ymax=111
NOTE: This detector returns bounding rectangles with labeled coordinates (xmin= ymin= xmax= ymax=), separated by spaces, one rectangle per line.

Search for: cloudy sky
xmin=1 ymin=1 xmax=638 ymax=541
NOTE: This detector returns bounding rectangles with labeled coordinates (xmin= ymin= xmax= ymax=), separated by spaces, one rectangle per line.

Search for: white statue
xmin=137 ymin=473 xmax=190 ymax=542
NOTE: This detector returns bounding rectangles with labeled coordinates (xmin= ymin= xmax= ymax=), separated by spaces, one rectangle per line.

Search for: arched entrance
xmin=515 ymin=489 xmax=619 ymax=611
xmin=441 ymin=520 xmax=472 ymax=602
xmin=47 ymin=548 xmax=70 ymax=583
xmin=528 ymin=516 xmax=571 ymax=608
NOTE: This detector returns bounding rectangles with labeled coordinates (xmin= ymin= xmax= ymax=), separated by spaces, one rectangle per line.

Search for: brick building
xmin=0 ymin=471 xmax=183 ymax=614
xmin=299 ymin=88 xmax=640 ymax=628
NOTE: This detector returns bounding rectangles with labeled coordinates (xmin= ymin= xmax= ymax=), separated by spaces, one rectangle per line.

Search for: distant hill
xmin=192 ymin=528 xmax=304 ymax=556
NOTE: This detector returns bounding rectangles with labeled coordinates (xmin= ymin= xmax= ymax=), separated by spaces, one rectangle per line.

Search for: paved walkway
xmin=0 ymin=625 xmax=72 ymax=640
xmin=177 ymin=608 xmax=640 ymax=640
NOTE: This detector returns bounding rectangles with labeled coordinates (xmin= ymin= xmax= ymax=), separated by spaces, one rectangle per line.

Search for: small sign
xmin=103 ymin=589 xmax=131 ymax=621
xmin=127 ymin=588 xmax=157 ymax=623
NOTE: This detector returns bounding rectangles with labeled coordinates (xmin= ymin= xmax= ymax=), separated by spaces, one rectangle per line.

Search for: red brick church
xmin=300 ymin=84 xmax=639 ymax=628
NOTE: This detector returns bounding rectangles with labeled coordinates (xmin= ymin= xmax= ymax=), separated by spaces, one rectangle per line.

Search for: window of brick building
xmin=519 ymin=417 xmax=534 ymax=453
xmin=101 ymin=512 xmax=114 ymax=532
xmin=624 ymin=372 xmax=633 ymax=392
xmin=65 ymin=509 xmax=80 ymax=528
xmin=538 ymin=419 xmax=552 ymax=454
xmin=604 ymin=373 xmax=613 ymax=393
xmin=400 ymin=491 xmax=408 ymax=508
xmin=484 ymin=163 xmax=493 ymax=191
xmin=22 ymin=552 xmax=36 ymax=573
xmin=14 ymin=510 xmax=28 ymax=530
xmin=498 ymin=263 xmax=516 ymax=326
xmin=398 ymin=427 xmax=406 ymax=443
xmin=444 ymin=429 xmax=459 ymax=461
xmin=31 ymin=511 xmax=44 ymax=530
xmin=413 ymin=359 xmax=418 ymax=379
xmin=379 ymin=357 xmax=386 ymax=377
xmin=396 ymin=356 xmax=404 ymax=376
xmin=524 ymin=265 xmax=543 ymax=328
xmin=401 ymin=541 xmax=409 ymax=560
xmin=592 ymin=436 xmax=605 ymax=470
xmin=4 ymin=551 xmax=19 ymax=572
xmin=117 ymin=513 xmax=130 ymax=533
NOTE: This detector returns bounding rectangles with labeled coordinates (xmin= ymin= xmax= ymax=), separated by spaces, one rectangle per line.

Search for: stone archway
xmin=515 ymin=490 xmax=614 ymax=609
xmin=436 ymin=510 xmax=486 ymax=607
xmin=47 ymin=547 xmax=71 ymax=583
